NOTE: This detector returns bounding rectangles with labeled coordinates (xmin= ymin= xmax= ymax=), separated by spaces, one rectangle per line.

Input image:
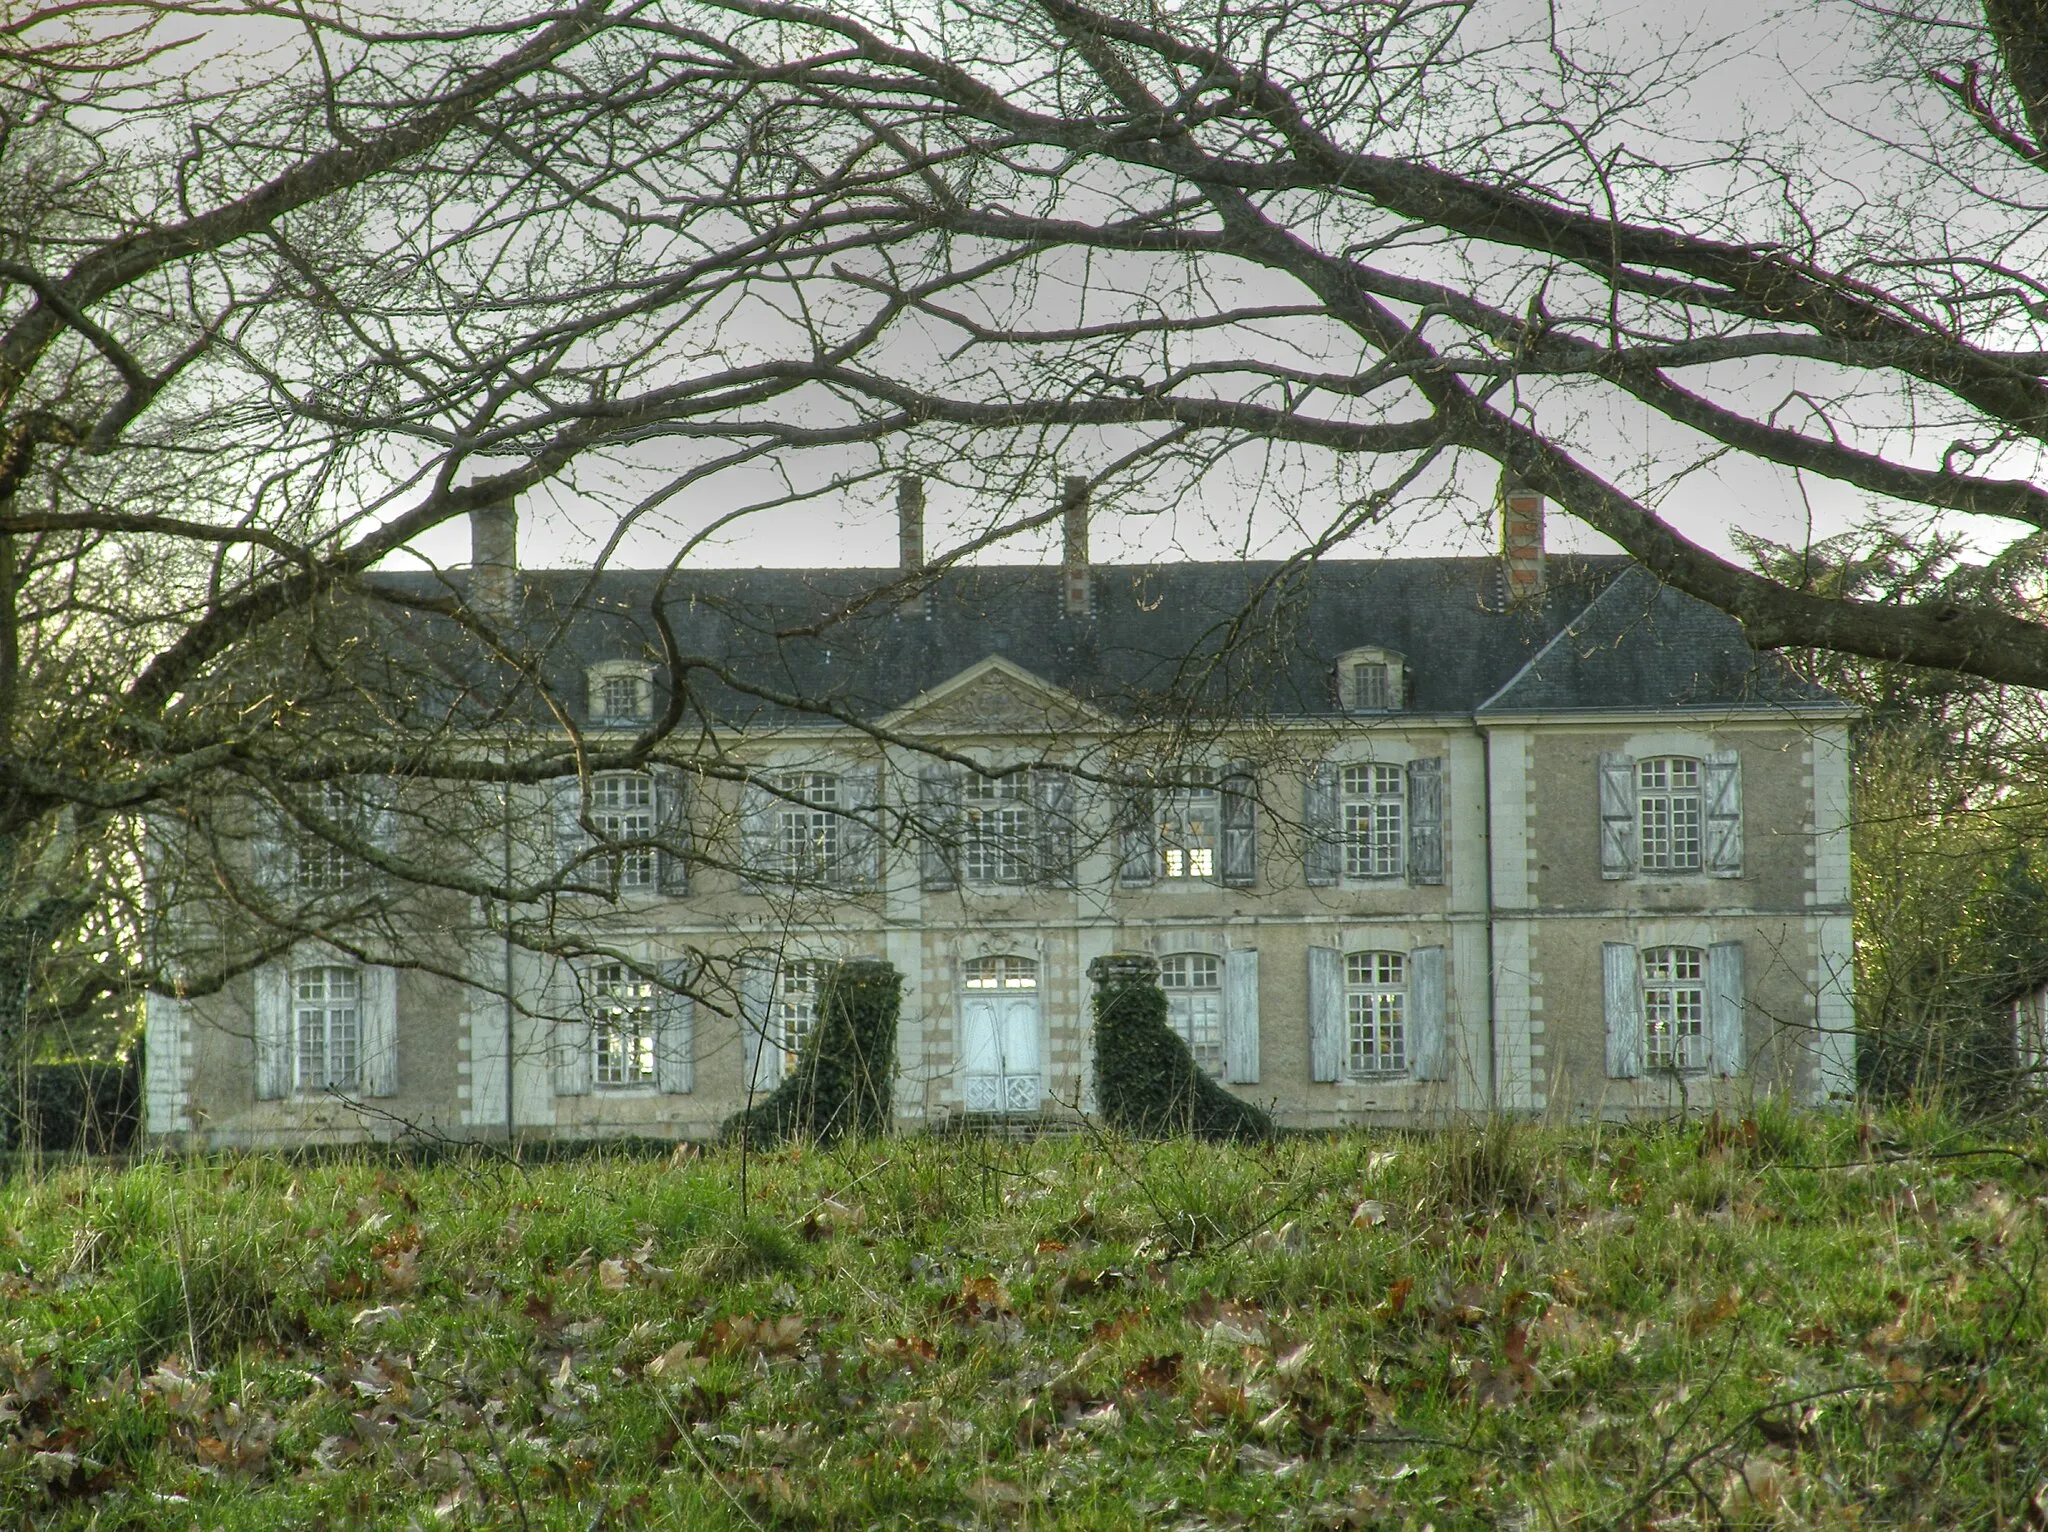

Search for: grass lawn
xmin=1 ymin=1107 xmax=2044 ymax=1528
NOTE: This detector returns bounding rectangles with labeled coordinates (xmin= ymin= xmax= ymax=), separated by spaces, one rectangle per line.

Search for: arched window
xmin=775 ymin=959 xmax=827 ymax=1076
xmin=1641 ymin=947 xmax=1707 ymax=1071
xmin=1345 ymin=951 xmax=1406 ymax=1075
xmin=591 ymin=963 xmax=656 ymax=1088
xmin=591 ymin=772 xmax=656 ymax=888
xmin=775 ymin=772 xmax=842 ymax=876
xmin=962 ymin=954 xmax=1037 ymax=990
xmin=294 ymin=964 xmax=361 ymax=1092
xmin=1160 ymin=953 xmax=1223 ymax=1074
xmin=1637 ymin=757 xmax=1703 ymax=872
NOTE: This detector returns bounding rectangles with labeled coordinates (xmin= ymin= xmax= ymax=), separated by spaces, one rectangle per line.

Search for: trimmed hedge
xmin=1089 ymin=953 xmax=1270 ymax=1141
xmin=2 ymin=1051 xmax=142 ymax=1153
xmin=725 ymin=958 xmax=901 ymax=1146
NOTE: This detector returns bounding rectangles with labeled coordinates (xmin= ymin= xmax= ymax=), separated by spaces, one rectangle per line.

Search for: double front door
xmin=960 ymin=954 xmax=1040 ymax=1114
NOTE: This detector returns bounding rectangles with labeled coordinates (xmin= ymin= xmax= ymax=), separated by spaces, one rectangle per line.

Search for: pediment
xmin=882 ymin=656 xmax=1106 ymax=736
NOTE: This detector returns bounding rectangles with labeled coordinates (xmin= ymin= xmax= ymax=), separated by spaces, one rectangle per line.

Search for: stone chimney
xmin=469 ymin=502 xmax=518 ymax=621
xmin=1061 ymin=475 xmax=1091 ymax=619
xmin=1499 ymin=477 xmax=1545 ymax=600
xmin=897 ymin=475 xmax=926 ymax=617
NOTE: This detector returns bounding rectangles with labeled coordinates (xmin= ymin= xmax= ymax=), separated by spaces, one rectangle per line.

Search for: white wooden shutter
xmin=1220 ymin=762 xmax=1257 ymax=889
xmin=838 ymin=768 xmax=881 ymax=888
xmin=552 ymin=965 xmax=592 ymax=1097
xmin=1223 ymin=947 xmax=1260 ymax=1084
xmin=254 ymin=963 xmax=292 ymax=1100
xmin=1703 ymin=751 xmax=1743 ymax=878
xmin=1117 ymin=783 xmax=1157 ymax=887
xmin=654 ymin=766 xmax=690 ymax=893
xmin=919 ymin=768 xmax=960 ymax=891
xmin=740 ymin=957 xmax=777 ymax=1094
xmin=1408 ymin=945 xmax=1447 ymax=1080
xmin=1308 ymin=945 xmax=1344 ymax=1082
xmin=250 ymin=798 xmax=292 ymax=898
xmin=1033 ymin=768 xmax=1076 ymax=887
xmin=740 ymin=780 xmax=777 ymax=886
xmin=1708 ymin=941 xmax=1745 ymax=1077
xmin=551 ymin=777 xmax=593 ymax=877
xmin=1603 ymin=942 xmax=1643 ymax=1079
xmin=1406 ymin=757 xmax=1444 ymax=887
xmin=359 ymin=964 xmax=399 ymax=1098
xmin=656 ymin=961 xmax=694 ymax=1094
xmin=1598 ymin=754 xmax=1637 ymax=880
xmin=1303 ymin=764 xmax=1340 ymax=887
xmin=363 ymin=776 xmax=399 ymax=854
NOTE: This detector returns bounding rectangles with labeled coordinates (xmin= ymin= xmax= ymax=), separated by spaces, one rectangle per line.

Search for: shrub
xmin=1089 ymin=953 xmax=1270 ymax=1142
xmin=725 ymin=958 xmax=901 ymax=1146
xmin=1 ymin=1049 xmax=141 ymax=1153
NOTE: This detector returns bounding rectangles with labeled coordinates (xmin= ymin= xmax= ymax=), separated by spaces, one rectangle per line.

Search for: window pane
xmin=1344 ymin=952 xmax=1406 ymax=1074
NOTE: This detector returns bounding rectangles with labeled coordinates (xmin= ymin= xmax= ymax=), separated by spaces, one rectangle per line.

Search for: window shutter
xmin=1220 ymin=761 xmax=1257 ymax=889
xmin=656 ymin=961 xmax=694 ymax=1094
xmin=552 ymin=966 xmax=592 ymax=1097
xmin=363 ymin=776 xmax=399 ymax=854
xmin=1408 ymin=945 xmax=1447 ymax=1080
xmin=1223 ymin=947 xmax=1260 ymax=1084
xmin=1116 ymin=783 xmax=1157 ymax=887
xmin=1303 ymin=763 xmax=1340 ymax=887
xmin=919 ymin=768 xmax=961 ymax=891
xmin=254 ymin=963 xmax=292 ymax=1100
xmin=250 ymin=798 xmax=292 ymax=898
xmin=1597 ymin=754 xmax=1636 ymax=880
xmin=740 ymin=958 xmax=777 ymax=1094
xmin=739 ymin=780 xmax=776 ymax=888
xmin=552 ymin=777 xmax=593 ymax=876
xmin=1603 ymin=942 xmax=1643 ymax=1079
xmin=1406 ymin=757 xmax=1444 ymax=886
xmin=1308 ymin=945 xmax=1344 ymax=1082
xmin=1708 ymin=941 xmax=1745 ymax=1077
xmin=654 ymin=767 xmax=690 ymax=893
xmin=839 ymin=768 xmax=882 ymax=888
xmin=1703 ymin=750 xmax=1743 ymax=878
xmin=360 ymin=964 xmax=399 ymax=1098
xmin=1033 ymin=768 xmax=1076 ymax=887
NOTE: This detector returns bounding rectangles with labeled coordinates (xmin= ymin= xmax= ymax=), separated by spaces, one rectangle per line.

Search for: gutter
xmin=1479 ymin=717 xmax=1499 ymax=1115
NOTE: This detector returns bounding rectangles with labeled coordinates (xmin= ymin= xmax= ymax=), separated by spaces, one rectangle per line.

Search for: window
xmin=1352 ymin=662 xmax=1390 ymax=711
xmin=776 ymin=772 xmax=841 ymax=876
xmin=1159 ymin=775 xmax=1218 ymax=880
xmin=1638 ymin=757 xmax=1703 ymax=872
xmin=962 ymin=954 xmax=1038 ymax=990
xmin=592 ymin=963 xmax=656 ymax=1087
xmin=295 ymin=781 xmax=360 ymax=893
xmin=601 ymin=674 xmax=647 ymax=721
xmin=963 ymin=774 xmax=1033 ymax=885
xmin=1160 ymin=954 xmax=1223 ymax=1074
xmin=294 ymin=965 xmax=361 ymax=1092
xmin=1337 ymin=649 xmax=1405 ymax=712
xmin=1341 ymin=764 xmax=1405 ymax=879
xmin=1345 ymin=951 xmax=1405 ymax=1075
xmin=1642 ymin=947 xmax=1707 ymax=1071
xmin=592 ymin=772 xmax=656 ymax=888
xmin=774 ymin=960 xmax=826 ymax=1076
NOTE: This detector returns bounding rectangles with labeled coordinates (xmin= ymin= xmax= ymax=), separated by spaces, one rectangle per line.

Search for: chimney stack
xmin=469 ymin=502 xmax=518 ymax=621
xmin=1499 ymin=477 xmax=1545 ymax=600
xmin=1061 ymin=475 xmax=1091 ymax=619
xmin=897 ymin=475 xmax=926 ymax=617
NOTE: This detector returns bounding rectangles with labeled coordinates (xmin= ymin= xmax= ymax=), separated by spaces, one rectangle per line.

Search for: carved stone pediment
xmin=883 ymin=656 xmax=1104 ymax=736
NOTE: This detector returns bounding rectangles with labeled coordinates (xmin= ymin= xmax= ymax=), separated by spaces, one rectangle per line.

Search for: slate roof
xmin=368 ymin=555 xmax=1842 ymax=728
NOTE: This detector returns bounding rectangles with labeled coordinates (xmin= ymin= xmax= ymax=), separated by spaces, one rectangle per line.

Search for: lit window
xmin=776 ymin=772 xmax=840 ymax=876
xmin=962 ymin=954 xmax=1038 ymax=990
xmin=295 ymin=781 xmax=360 ymax=893
xmin=592 ymin=963 xmax=657 ymax=1087
xmin=592 ymin=771 xmax=655 ymax=888
xmin=1638 ymin=757 xmax=1703 ymax=872
xmin=964 ymin=774 xmax=1032 ymax=885
xmin=775 ymin=960 xmax=826 ymax=1076
xmin=1341 ymin=764 xmax=1405 ymax=879
xmin=1160 ymin=953 xmax=1223 ymax=1074
xmin=599 ymin=674 xmax=648 ymax=721
xmin=1345 ymin=951 xmax=1405 ymax=1075
xmin=1159 ymin=775 xmax=1218 ymax=880
xmin=1642 ymin=947 xmax=1707 ymax=1071
xmin=294 ymin=965 xmax=361 ymax=1092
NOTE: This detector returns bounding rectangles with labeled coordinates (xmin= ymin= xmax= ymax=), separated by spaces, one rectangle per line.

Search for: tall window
xmin=296 ymin=781 xmax=359 ymax=893
xmin=1345 ymin=952 xmax=1406 ymax=1075
xmin=592 ymin=772 xmax=655 ymax=888
xmin=1642 ymin=947 xmax=1707 ymax=1071
xmin=294 ymin=965 xmax=361 ymax=1092
xmin=962 ymin=954 xmax=1038 ymax=990
xmin=776 ymin=773 xmax=840 ymax=877
xmin=1352 ymin=662 xmax=1391 ymax=711
xmin=592 ymin=963 xmax=656 ymax=1087
xmin=964 ymin=774 xmax=1032 ymax=885
xmin=775 ymin=960 xmax=825 ymax=1077
xmin=1638 ymin=757 xmax=1703 ymax=872
xmin=1160 ymin=954 xmax=1223 ymax=1074
xmin=1341 ymin=764 xmax=1405 ymax=879
xmin=1158 ymin=775 xmax=1218 ymax=880
xmin=599 ymin=673 xmax=648 ymax=721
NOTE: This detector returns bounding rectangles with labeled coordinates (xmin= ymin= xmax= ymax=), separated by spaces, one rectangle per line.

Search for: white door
xmin=960 ymin=955 xmax=1041 ymax=1113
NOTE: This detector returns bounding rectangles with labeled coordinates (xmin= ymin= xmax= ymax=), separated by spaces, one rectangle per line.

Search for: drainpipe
xmin=502 ymin=768 xmax=517 ymax=1144
xmin=1480 ymin=721 xmax=1499 ymax=1115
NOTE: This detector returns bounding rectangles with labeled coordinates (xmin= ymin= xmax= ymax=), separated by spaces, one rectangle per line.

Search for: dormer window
xmin=588 ymin=662 xmax=652 ymax=724
xmin=1336 ymin=648 xmax=1405 ymax=713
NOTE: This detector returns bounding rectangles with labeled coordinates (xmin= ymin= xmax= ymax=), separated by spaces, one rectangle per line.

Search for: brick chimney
xmin=897 ymin=475 xmax=926 ymax=617
xmin=1499 ymin=478 xmax=1545 ymax=600
xmin=1061 ymin=475 xmax=1091 ymax=619
xmin=469 ymin=501 xmax=518 ymax=621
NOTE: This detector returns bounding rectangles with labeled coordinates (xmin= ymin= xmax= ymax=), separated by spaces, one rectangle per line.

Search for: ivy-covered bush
xmin=1 ymin=1049 xmax=142 ymax=1153
xmin=1089 ymin=953 xmax=1270 ymax=1141
xmin=724 ymin=958 xmax=901 ymax=1146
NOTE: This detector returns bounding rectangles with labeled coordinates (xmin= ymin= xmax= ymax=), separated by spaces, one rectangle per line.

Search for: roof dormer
xmin=587 ymin=660 xmax=653 ymax=726
xmin=1336 ymin=648 xmax=1405 ymax=714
